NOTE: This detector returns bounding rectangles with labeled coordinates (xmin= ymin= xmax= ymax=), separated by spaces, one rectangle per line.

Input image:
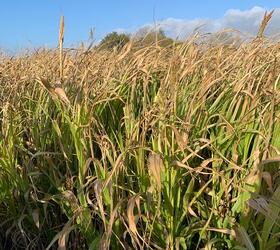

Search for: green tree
xmin=134 ymin=27 xmax=174 ymax=47
xmin=99 ymin=32 xmax=130 ymax=50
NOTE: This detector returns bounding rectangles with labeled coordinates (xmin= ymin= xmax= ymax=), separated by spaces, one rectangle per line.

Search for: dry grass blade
xmin=259 ymin=155 xmax=280 ymax=167
xmin=207 ymin=228 xmax=237 ymax=238
xmin=58 ymin=232 xmax=67 ymax=250
xmin=248 ymin=197 xmax=270 ymax=216
xmin=46 ymin=221 xmax=75 ymax=250
xmin=100 ymin=201 xmax=123 ymax=249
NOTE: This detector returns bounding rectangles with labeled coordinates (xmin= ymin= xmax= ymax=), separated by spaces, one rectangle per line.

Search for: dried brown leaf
xmin=32 ymin=208 xmax=40 ymax=230
xmin=148 ymin=153 xmax=163 ymax=190
xmin=127 ymin=194 xmax=141 ymax=235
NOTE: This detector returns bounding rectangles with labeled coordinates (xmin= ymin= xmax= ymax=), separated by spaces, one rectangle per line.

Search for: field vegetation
xmin=1 ymin=13 xmax=280 ymax=249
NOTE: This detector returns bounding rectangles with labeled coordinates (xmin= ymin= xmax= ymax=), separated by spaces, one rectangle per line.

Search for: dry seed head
xmin=59 ymin=15 xmax=65 ymax=82
xmin=148 ymin=153 xmax=163 ymax=190
xmin=59 ymin=15 xmax=65 ymax=44
xmin=257 ymin=10 xmax=274 ymax=38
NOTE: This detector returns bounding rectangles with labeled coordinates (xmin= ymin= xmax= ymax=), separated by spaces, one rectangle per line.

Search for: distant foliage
xmin=99 ymin=28 xmax=175 ymax=51
xmin=133 ymin=27 xmax=174 ymax=47
xmin=99 ymin=31 xmax=130 ymax=50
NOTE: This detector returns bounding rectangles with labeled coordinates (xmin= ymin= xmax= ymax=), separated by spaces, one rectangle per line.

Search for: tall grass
xmin=1 ymin=31 xmax=280 ymax=249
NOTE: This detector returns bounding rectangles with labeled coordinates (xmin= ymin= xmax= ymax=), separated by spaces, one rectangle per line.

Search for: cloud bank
xmin=119 ymin=7 xmax=280 ymax=40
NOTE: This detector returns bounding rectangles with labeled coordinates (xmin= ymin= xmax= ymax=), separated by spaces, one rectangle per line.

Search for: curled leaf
xmin=127 ymin=194 xmax=141 ymax=235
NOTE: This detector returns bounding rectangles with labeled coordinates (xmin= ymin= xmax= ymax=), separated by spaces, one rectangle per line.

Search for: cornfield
xmin=1 ymin=14 xmax=280 ymax=250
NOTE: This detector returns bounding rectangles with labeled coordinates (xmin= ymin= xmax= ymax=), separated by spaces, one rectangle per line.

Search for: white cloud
xmin=114 ymin=28 xmax=127 ymax=34
xmin=118 ymin=6 xmax=280 ymax=40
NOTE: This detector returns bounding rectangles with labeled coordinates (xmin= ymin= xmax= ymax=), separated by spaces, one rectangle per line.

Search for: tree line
xmin=98 ymin=27 xmax=175 ymax=50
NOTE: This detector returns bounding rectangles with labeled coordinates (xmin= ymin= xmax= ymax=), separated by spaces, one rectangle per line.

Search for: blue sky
xmin=1 ymin=1 xmax=280 ymax=51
